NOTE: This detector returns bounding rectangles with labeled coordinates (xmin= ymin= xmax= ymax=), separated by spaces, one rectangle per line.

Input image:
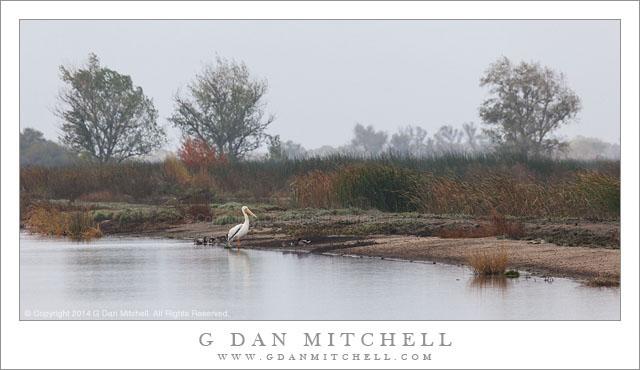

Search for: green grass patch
xmin=213 ymin=214 xmax=243 ymax=225
xmin=92 ymin=210 xmax=114 ymax=222
xmin=504 ymin=270 xmax=520 ymax=278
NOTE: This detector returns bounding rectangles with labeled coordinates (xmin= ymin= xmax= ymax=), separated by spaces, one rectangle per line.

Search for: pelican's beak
xmin=246 ymin=209 xmax=257 ymax=219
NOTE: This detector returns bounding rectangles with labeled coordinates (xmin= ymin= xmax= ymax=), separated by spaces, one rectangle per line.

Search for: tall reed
xmin=20 ymin=154 xmax=619 ymax=220
xmin=406 ymin=169 xmax=619 ymax=219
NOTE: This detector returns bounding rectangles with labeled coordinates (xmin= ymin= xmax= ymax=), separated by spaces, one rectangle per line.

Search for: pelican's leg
xmin=237 ymin=238 xmax=241 ymax=246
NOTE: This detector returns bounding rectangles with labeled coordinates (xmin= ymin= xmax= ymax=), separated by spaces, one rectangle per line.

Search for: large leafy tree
xmin=479 ymin=57 xmax=581 ymax=157
xmin=169 ymin=57 xmax=274 ymax=162
xmin=56 ymin=53 xmax=165 ymax=162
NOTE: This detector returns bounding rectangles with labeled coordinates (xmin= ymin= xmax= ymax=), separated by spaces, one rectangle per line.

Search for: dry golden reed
xmin=290 ymin=170 xmax=337 ymax=209
xmin=467 ymin=247 xmax=509 ymax=275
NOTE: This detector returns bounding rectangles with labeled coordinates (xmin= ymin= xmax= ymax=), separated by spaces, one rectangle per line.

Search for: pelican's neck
xmin=243 ymin=210 xmax=250 ymax=225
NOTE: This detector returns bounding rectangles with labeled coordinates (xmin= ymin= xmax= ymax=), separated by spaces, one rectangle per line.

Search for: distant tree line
xmin=268 ymin=122 xmax=491 ymax=159
xmin=265 ymin=123 xmax=618 ymax=161
xmin=34 ymin=53 xmax=593 ymax=165
xmin=20 ymin=128 xmax=76 ymax=167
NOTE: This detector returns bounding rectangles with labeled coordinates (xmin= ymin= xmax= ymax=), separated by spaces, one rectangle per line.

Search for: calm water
xmin=20 ymin=234 xmax=620 ymax=320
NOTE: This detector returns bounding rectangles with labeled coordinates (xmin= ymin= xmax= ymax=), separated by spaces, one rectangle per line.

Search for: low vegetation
xmin=291 ymin=159 xmax=618 ymax=220
xmin=438 ymin=211 xmax=524 ymax=238
xmin=504 ymin=270 xmax=520 ymax=278
xmin=25 ymin=203 xmax=102 ymax=238
xmin=584 ymin=274 xmax=620 ymax=287
xmin=20 ymin=153 xmax=619 ymax=223
xmin=212 ymin=214 xmax=243 ymax=225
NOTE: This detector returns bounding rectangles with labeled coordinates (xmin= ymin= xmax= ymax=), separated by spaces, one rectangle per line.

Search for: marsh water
xmin=20 ymin=234 xmax=619 ymax=320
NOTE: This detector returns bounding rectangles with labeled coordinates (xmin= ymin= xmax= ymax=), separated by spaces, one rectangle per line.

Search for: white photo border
xmin=2 ymin=1 xmax=638 ymax=369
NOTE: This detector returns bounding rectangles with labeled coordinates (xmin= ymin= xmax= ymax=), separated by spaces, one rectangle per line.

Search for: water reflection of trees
xmin=63 ymin=246 xmax=148 ymax=299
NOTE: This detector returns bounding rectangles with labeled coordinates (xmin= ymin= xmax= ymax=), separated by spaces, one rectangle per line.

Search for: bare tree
xmin=266 ymin=135 xmax=285 ymax=160
xmin=56 ymin=53 xmax=165 ymax=162
xmin=281 ymin=140 xmax=308 ymax=159
xmin=388 ymin=126 xmax=431 ymax=156
xmin=462 ymin=122 xmax=479 ymax=152
xmin=350 ymin=123 xmax=388 ymax=156
xmin=434 ymin=125 xmax=463 ymax=153
xmin=461 ymin=122 xmax=491 ymax=153
xmin=479 ymin=57 xmax=581 ymax=157
xmin=169 ymin=56 xmax=274 ymax=162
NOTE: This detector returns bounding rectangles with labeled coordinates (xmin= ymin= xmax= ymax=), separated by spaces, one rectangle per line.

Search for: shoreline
xmin=100 ymin=227 xmax=620 ymax=284
xmin=242 ymin=234 xmax=620 ymax=283
xmin=22 ymin=203 xmax=621 ymax=285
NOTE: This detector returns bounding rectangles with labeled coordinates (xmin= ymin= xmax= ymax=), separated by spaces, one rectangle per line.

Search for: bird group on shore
xmin=194 ymin=235 xmax=227 ymax=245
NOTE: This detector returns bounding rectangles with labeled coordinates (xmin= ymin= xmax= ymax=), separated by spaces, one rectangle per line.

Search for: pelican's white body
xmin=227 ymin=206 xmax=255 ymax=243
xmin=227 ymin=217 xmax=249 ymax=242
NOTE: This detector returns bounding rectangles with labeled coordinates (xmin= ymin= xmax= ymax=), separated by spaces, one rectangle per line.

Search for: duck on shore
xmin=290 ymin=238 xmax=311 ymax=247
xmin=194 ymin=235 xmax=229 ymax=245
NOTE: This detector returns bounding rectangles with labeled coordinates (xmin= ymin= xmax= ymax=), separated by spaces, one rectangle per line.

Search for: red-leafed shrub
xmin=178 ymin=137 xmax=226 ymax=169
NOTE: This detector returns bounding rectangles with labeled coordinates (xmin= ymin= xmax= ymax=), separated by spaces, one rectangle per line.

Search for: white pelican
xmin=227 ymin=206 xmax=258 ymax=246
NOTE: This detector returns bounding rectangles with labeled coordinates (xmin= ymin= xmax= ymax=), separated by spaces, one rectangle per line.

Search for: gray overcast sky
xmin=20 ymin=20 xmax=620 ymax=150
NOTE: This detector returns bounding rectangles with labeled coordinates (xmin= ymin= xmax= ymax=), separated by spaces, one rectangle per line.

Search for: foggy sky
xmin=19 ymin=20 xmax=620 ymax=151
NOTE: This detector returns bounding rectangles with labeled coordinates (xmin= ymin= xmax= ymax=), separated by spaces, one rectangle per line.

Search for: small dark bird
xmin=209 ymin=237 xmax=215 ymax=244
xmin=194 ymin=238 xmax=203 ymax=245
xmin=218 ymin=235 xmax=228 ymax=243
xmin=62 ymin=230 xmax=67 ymax=237
xmin=290 ymin=238 xmax=311 ymax=247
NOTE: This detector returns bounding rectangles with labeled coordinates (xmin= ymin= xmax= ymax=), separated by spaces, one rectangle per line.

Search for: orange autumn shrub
xmin=178 ymin=137 xmax=226 ymax=170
